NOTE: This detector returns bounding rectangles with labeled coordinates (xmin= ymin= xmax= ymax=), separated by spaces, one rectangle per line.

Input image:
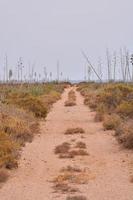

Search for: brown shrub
xmin=54 ymin=142 xmax=71 ymax=154
xmin=117 ymin=101 xmax=133 ymax=118
xmin=54 ymin=168 xmax=93 ymax=185
xmin=0 ymin=169 xmax=9 ymax=183
xmin=75 ymin=142 xmax=86 ymax=149
xmin=66 ymin=196 xmax=87 ymax=200
xmin=65 ymin=128 xmax=85 ymax=135
xmin=0 ymin=131 xmax=18 ymax=169
xmin=115 ymin=121 xmax=133 ymax=149
xmin=65 ymin=101 xmax=76 ymax=107
xmin=94 ymin=112 xmax=104 ymax=122
xmin=65 ymin=90 xmax=76 ymax=107
xmin=59 ymin=153 xmax=74 ymax=159
xmin=69 ymin=149 xmax=89 ymax=157
xmin=53 ymin=183 xmax=79 ymax=194
xmin=61 ymin=166 xmax=82 ymax=173
xmin=103 ymin=114 xmax=121 ymax=130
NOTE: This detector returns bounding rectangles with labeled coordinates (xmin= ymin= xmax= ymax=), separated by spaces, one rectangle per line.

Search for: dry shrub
xmin=0 ymin=104 xmax=38 ymax=170
xmin=65 ymin=90 xmax=76 ymax=107
xmin=94 ymin=112 xmax=104 ymax=122
xmin=103 ymin=114 xmax=121 ymax=130
xmin=55 ymin=140 xmax=88 ymax=159
xmin=0 ymin=169 xmax=9 ymax=183
xmin=0 ymin=113 xmax=35 ymax=145
xmin=115 ymin=121 xmax=133 ymax=149
xmin=117 ymin=101 xmax=133 ymax=118
xmin=59 ymin=153 xmax=74 ymax=159
xmin=75 ymin=142 xmax=86 ymax=149
xmin=69 ymin=150 xmax=88 ymax=157
xmin=54 ymin=168 xmax=93 ymax=185
xmin=0 ymin=131 xmax=18 ymax=169
xmin=53 ymin=183 xmax=79 ymax=194
xmin=54 ymin=142 xmax=71 ymax=154
xmin=66 ymin=196 xmax=87 ymax=200
xmin=61 ymin=166 xmax=82 ymax=173
xmin=65 ymin=101 xmax=76 ymax=107
xmin=65 ymin=128 xmax=85 ymax=135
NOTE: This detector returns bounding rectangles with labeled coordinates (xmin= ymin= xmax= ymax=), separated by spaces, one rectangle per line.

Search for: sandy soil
xmin=0 ymin=87 xmax=133 ymax=200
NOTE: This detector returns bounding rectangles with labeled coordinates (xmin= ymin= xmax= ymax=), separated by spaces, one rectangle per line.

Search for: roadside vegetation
xmin=65 ymin=90 xmax=76 ymax=106
xmin=0 ymin=82 xmax=67 ymax=182
xmin=77 ymin=82 xmax=133 ymax=149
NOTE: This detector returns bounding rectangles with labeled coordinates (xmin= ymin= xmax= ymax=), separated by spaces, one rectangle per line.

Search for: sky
xmin=0 ymin=0 xmax=133 ymax=81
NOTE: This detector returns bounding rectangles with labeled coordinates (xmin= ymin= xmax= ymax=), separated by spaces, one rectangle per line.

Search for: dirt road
xmin=0 ymin=88 xmax=133 ymax=200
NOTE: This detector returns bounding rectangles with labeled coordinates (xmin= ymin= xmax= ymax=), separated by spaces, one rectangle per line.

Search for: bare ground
xmin=0 ymin=88 xmax=133 ymax=200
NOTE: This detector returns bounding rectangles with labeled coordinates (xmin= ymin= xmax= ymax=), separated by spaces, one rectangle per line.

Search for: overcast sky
xmin=0 ymin=0 xmax=132 ymax=80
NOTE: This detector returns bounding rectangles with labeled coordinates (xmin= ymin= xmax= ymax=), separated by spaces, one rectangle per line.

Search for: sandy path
xmin=0 ymin=87 xmax=133 ymax=200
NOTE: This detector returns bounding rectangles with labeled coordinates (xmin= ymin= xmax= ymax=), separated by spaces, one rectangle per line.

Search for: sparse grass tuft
xmin=69 ymin=149 xmax=89 ymax=157
xmin=53 ymin=183 xmax=79 ymax=194
xmin=75 ymin=142 xmax=86 ymax=149
xmin=61 ymin=166 xmax=82 ymax=173
xmin=65 ymin=128 xmax=85 ymax=135
xmin=54 ymin=142 xmax=71 ymax=154
xmin=66 ymin=196 xmax=87 ymax=200
xmin=65 ymin=90 xmax=76 ymax=107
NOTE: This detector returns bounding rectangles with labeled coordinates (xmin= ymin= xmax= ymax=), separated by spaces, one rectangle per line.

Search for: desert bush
xmin=65 ymin=90 xmax=76 ymax=107
xmin=69 ymin=149 xmax=89 ymax=157
xmin=115 ymin=121 xmax=133 ymax=149
xmin=66 ymin=196 xmax=87 ymax=200
xmin=0 ymin=169 xmax=9 ymax=183
xmin=103 ymin=114 xmax=121 ymax=130
xmin=0 ymin=131 xmax=18 ymax=169
xmin=65 ymin=128 xmax=85 ymax=135
xmin=54 ymin=142 xmax=71 ymax=154
xmin=75 ymin=142 xmax=86 ymax=149
xmin=61 ymin=166 xmax=82 ymax=173
xmin=117 ymin=101 xmax=133 ymax=118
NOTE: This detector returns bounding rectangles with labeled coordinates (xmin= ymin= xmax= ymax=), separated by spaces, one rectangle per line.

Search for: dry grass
xmin=65 ymin=101 xmax=76 ymax=107
xmin=66 ymin=196 xmax=87 ymax=200
xmin=53 ymin=183 xmax=79 ymax=194
xmin=55 ymin=139 xmax=88 ymax=159
xmin=78 ymin=83 xmax=133 ymax=150
xmin=115 ymin=121 xmax=133 ymax=149
xmin=0 ymin=83 xmax=65 ymax=174
xmin=53 ymin=168 xmax=94 ymax=186
xmin=65 ymin=128 xmax=85 ymax=135
xmin=54 ymin=142 xmax=71 ymax=154
xmin=103 ymin=114 xmax=121 ymax=130
xmin=69 ymin=150 xmax=89 ymax=157
xmin=75 ymin=142 xmax=86 ymax=149
xmin=65 ymin=90 xmax=76 ymax=107
xmin=61 ymin=166 xmax=82 ymax=173
xmin=0 ymin=169 xmax=9 ymax=183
